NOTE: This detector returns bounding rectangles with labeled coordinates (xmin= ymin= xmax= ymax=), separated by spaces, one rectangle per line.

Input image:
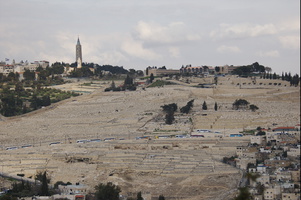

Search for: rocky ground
xmin=0 ymin=76 xmax=300 ymax=200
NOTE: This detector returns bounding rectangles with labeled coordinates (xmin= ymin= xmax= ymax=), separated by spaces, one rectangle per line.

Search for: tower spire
xmin=76 ymin=36 xmax=82 ymax=68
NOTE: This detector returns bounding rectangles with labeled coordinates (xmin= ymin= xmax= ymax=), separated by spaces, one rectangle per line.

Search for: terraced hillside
xmin=0 ymin=77 xmax=299 ymax=199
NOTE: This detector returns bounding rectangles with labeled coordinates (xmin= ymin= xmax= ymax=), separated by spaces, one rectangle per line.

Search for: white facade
xmin=287 ymin=146 xmax=300 ymax=157
xmin=282 ymin=193 xmax=300 ymax=200
xmin=251 ymin=135 xmax=265 ymax=145
xmin=58 ymin=184 xmax=88 ymax=195
xmin=256 ymin=174 xmax=270 ymax=187
xmin=264 ymin=186 xmax=281 ymax=200
xmin=0 ymin=61 xmax=49 ymax=77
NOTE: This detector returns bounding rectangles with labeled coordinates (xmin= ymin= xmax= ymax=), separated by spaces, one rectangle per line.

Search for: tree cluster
xmin=232 ymin=99 xmax=259 ymax=111
xmin=161 ymin=103 xmax=178 ymax=124
xmin=290 ymin=74 xmax=300 ymax=86
xmin=69 ymin=66 xmax=94 ymax=78
xmin=232 ymin=99 xmax=250 ymax=110
xmin=222 ymin=156 xmax=237 ymax=166
xmin=232 ymin=62 xmax=265 ymax=76
xmin=95 ymin=182 xmax=121 ymax=200
xmin=262 ymin=72 xmax=300 ymax=86
xmin=262 ymin=72 xmax=278 ymax=80
xmin=180 ymin=99 xmax=194 ymax=114
xmin=104 ymin=75 xmax=137 ymax=92
xmin=160 ymin=100 xmax=194 ymax=125
xmin=93 ymin=64 xmax=128 ymax=75
xmin=0 ymin=85 xmax=79 ymax=117
xmin=1 ymin=171 xmax=52 ymax=199
xmin=3 ymin=178 xmax=168 ymax=200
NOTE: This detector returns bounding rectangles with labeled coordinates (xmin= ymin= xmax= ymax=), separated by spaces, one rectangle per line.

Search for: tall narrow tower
xmin=76 ymin=37 xmax=82 ymax=68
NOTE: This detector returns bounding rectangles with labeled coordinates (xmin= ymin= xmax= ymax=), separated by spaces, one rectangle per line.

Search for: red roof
xmin=272 ymin=127 xmax=295 ymax=130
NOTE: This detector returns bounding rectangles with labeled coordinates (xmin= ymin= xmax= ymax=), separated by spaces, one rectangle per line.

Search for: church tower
xmin=76 ymin=37 xmax=82 ymax=68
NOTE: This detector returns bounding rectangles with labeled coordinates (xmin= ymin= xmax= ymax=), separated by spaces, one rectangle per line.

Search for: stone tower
xmin=76 ymin=37 xmax=82 ymax=68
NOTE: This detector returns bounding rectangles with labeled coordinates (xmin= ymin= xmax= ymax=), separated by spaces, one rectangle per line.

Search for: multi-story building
xmin=264 ymin=186 xmax=281 ymax=200
xmin=180 ymin=65 xmax=203 ymax=74
xmin=251 ymin=135 xmax=266 ymax=145
xmin=145 ymin=66 xmax=179 ymax=76
xmin=0 ymin=65 xmax=14 ymax=75
xmin=282 ymin=193 xmax=300 ymax=200
xmin=52 ymin=184 xmax=88 ymax=200
xmin=0 ymin=60 xmax=49 ymax=79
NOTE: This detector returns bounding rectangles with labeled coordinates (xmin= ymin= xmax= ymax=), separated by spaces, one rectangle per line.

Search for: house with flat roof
xmin=272 ymin=127 xmax=297 ymax=132
xmin=52 ymin=184 xmax=88 ymax=200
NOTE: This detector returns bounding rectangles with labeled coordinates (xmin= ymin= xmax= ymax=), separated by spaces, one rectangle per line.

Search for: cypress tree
xmin=41 ymin=171 xmax=49 ymax=196
xmin=159 ymin=195 xmax=165 ymax=200
xmin=137 ymin=191 xmax=143 ymax=200
xmin=202 ymin=101 xmax=207 ymax=110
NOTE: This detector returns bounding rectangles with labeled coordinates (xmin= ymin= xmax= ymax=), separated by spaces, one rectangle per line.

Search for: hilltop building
xmin=76 ymin=37 xmax=82 ymax=68
xmin=145 ymin=66 xmax=180 ymax=76
xmin=0 ymin=60 xmax=49 ymax=79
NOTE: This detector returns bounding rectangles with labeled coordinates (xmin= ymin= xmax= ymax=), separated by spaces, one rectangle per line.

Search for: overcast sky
xmin=0 ymin=0 xmax=300 ymax=74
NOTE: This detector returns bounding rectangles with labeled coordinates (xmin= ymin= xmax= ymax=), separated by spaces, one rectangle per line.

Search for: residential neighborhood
xmin=232 ymin=125 xmax=300 ymax=200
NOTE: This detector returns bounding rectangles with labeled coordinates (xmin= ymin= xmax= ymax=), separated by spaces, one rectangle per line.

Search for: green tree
xmin=7 ymin=72 xmax=16 ymax=81
xmin=51 ymin=62 xmax=65 ymax=74
xmin=150 ymin=73 xmax=154 ymax=83
xmin=161 ymin=103 xmax=177 ymax=125
xmin=232 ymin=99 xmax=250 ymax=110
xmin=95 ymin=182 xmax=121 ymax=200
xmin=54 ymin=181 xmax=72 ymax=189
xmin=124 ymin=75 xmax=133 ymax=85
xmin=40 ymin=171 xmax=49 ymax=196
xmin=158 ymin=195 xmax=165 ymax=200
xmin=30 ymin=94 xmax=39 ymax=110
xmin=123 ymin=75 xmax=136 ymax=91
xmin=161 ymin=103 xmax=177 ymax=113
xmin=15 ymin=82 xmax=24 ymax=93
xmin=234 ymin=187 xmax=251 ymax=200
xmin=249 ymin=104 xmax=259 ymax=112
xmin=22 ymin=104 xmax=28 ymax=114
xmin=202 ymin=101 xmax=207 ymax=110
xmin=23 ymin=69 xmax=36 ymax=81
xmin=111 ymin=81 xmax=116 ymax=89
xmin=214 ymin=102 xmax=218 ymax=111
xmin=41 ymin=95 xmax=51 ymax=106
xmin=291 ymin=74 xmax=300 ymax=86
xmin=0 ymin=194 xmax=18 ymax=200
xmin=137 ymin=191 xmax=143 ymax=200
xmin=0 ymin=92 xmax=21 ymax=116
xmin=180 ymin=99 xmax=194 ymax=114
xmin=165 ymin=111 xmax=175 ymax=125
xmin=256 ymin=131 xmax=266 ymax=136
xmin=38 ymin=69 xmax=49 ymax=81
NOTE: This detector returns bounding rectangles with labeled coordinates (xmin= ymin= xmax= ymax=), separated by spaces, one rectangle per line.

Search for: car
xmin=6 ymin=146 xmax=18 ymax=150
xmin=49 ymin=142 xmax=61 ymax=145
